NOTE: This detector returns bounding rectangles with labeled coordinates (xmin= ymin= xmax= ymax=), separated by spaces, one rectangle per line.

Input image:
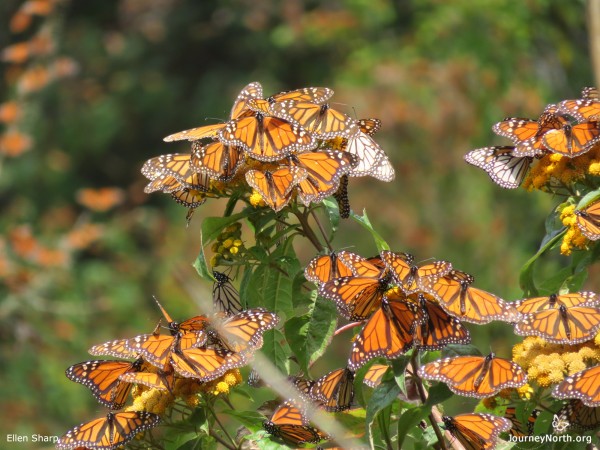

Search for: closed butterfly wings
xmin=419 ymin=353 xmax=527 ymax=398
xmin=309 ymin=367 xmax=355 ymax=412
xmin=304 ymin=251 xmax=354 ymax=284
xmin=248 ymin=86 xmax=334 ymax=114
xmin=344 ymin=118 xmax=394 ymax=181
xmin=263 ymin=401 xmax=328 ymax=445
xmin=190 ymin=140 xmax=244 ymax=182
xmin=464 ymin=146 xmax=531 ymax=189
xmin=380 ymin=250 xmax=452 ymax=293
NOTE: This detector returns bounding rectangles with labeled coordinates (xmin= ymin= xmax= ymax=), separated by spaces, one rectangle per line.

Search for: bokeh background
xmin=0 ymin=0 xmax=596 ymax=446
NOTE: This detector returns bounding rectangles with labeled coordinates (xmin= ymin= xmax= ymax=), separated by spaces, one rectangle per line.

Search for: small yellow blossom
xmin=560 ymin=205 xmax=576 ymax=226
xmin=222 ymin=239 xmax=233 ymax=249
xmin=517 ymin=383 xmax=533 ymax=400
xmin=214 ymin=381 xmax=230 ymax=395
xmin=589 ymin=160 xmax=600 ymax=176
xmin=229 ymin=246 xmax=239 ymax=255
xmin=249 ymin=190 xmax=266 ymax=207
xmin=233 ymin=239 xmax=243 ymax=247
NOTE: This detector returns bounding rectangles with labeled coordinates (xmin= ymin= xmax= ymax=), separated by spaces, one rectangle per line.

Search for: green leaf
xmin=365 ymin=378 xmax=401 ymax=444
xmin=424 ymin=382 xmax=454 ymax=407
xmin=201 ymin=213 xmax=247 ymax=244
xmin=284 ymin=296 xmax=337 ymax=374
xmin=350 ymin=209 xmax=390 ymax=251
xmin=174 ymin=436 xmax=217 ymax=450
xmin=193 ymin=235 xmax=213 ymax=282
xmin=441 ymin=344 xmax=482 ymax=357
xmin=397 ymin=407 xmax=430 ymax=449
xmin=322 ymin=197 xmax=340 ymax=235
xmin=260 ymin=329 xmax=290 ymax=374
xmin=576 ymin=188 xmax=600 ymax=208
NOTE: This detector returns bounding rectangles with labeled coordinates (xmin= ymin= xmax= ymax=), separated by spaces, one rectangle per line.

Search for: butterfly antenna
xmin=153 ymin=295 xmax=174 ymax=324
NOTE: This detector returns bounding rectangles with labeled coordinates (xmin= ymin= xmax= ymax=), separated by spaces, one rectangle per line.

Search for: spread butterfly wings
xmin=56 ymin=411 xmax=161 ymax=450
xmin=464 ymin=146 xmax=532 ymax=189
xmin=219 ymin=113 xmax=316 ymax=161
xmin=288 ymin=151 xmax=357 ymax=205
xmin=575 ymin=201 xmax=600 ymax=240
xmin=442 ymin=413 xmax=511 ymax=450
xmin=412 ymin=296 xmax=471 ymax=350
xmin=514 ymin=292 xmax=599 ymax=315
xmin=171 ymin=346 xmax=247 ymax=381
xmin=230 ymin=81 xmax=264 ymax=120
xmin=542 ymin=122 xmax=600 ymax=158
xmin=272 ymin=100 xmax=358 ymax=139
xmin=124 ymin=332 xmax=203 ymax=368
xmin=514 ymin=304 xmax=600 ymax=344
xmin=190 ymin=140 xmax=244 ymax=181
xmin=419 ymin=353 xmax=526 ymax=398
xmin=558 ymin=93 xmax=600 ymax=122
xmin=245 ymin=166 xmax=308 ymax=212
xmin=118 ymin=366 xmax=176 ymax=392
xmin=337 ymin=250 xmax=388 ymax=278
xmin=304 ymin=251 xmax=354 ymax=284
xmin=65 ymin=359 xmax=144 ymax=409
xmin=318 ymin=275 xmax=389 ymax=321
xmin=309 ymin=367 xmax=355 ymax=412
xmin=427 ymin=270 xmax=520 ymax=324
xmin=348 ymin=297 xmax=417 ymax=370
xmin=212 ymin=271 xmax=243 ymax=316
xmin=380 ymin=250 xmax=452 ymax=293
xmin=552 ymin=364 xmax=600 ymax=406
xmin=263 ymin=402 xmax=328 ymax=445
xmin=214 ymin=308 xmax=280 ymax=354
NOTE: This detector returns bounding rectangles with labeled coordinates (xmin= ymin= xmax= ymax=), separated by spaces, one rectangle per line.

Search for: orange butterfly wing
xmin=215 ymin=308 xmax=280 ymax=355
xmin=412 ymin=296 xmax=471 ymax=350
xmin=245 ymin=166 xmax=308 ymax=212
xmin=230 ymin=81 xmax=264 ymax=120
xmin=56 ymin=411 xmax=161 ymax=450
xmin=171 ymin=346 xmax=246 ymax=381
xmin=542 ymin=122 xmax=600 ymax=158
xmin=190 ymin=140 xmax=244 ymax=181
xmin=163 ymin=123 xmax=226 ymax=142
xmin=443 ymin=413 xmax=511 ymax=450
xmin=309 ymin=367 xmax=354 ymax=412
xmin=576 ymin=201 xmax=600 ymax=240
xmin=88 ymin=338 xmax=139 ymax=359
xmin=363 ymin=363 xmax=389 ymax=388
xmin=65 ymin=359 xmax=143 ymax=409
xmin=555 ymin=399 xmax=600 ymax=431
xmin=348 ymin=297 xmax=417 ymax=370
xmin=515 ymin=292 xmax=599 ymax=315
xmin=318 ymin=275 xmax=388 ymax=321
xmin=263 ymin=402 xmax=328 ymax=445
xmin=304 ymin=251 xmax=354 ymax=284
xmin=553 ymin=364 xmax=600 ymax=406
xmin=419 ymin=353 xmax=526 ymax=398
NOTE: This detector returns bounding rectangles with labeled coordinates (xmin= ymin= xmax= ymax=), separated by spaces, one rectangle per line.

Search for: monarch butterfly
xmin=248 ymin=86 xmax=334 ymax=114
xmin=287 ymin=151 xmax=357 ymax=205
xmin=143 ymin=163 xmax=211 ymax=195
xmin=348 ymin=296 xmax=418 ymax=370
xmin=88 ymin=338 xmax=139 ymax=359
xmin=412 ymin=294 xmax=471 ymax=351
xmin=245 ymin=166 xmax=308 ymax=212
xmin=464 ymin=146 xmax=532 ymax=189
xmin=304 ymin=251 xmax=354 ymax=284
xmin=425 ymin=270 xmax=520 ymax=324
xmin=171 ymin=345 xmax=247 ymax=381
xmin=190 ymin=140 xmax=244 ymax=182
xmin=380 ymin=250 xmax=452 ymax=294
xmin=318 ymin=263 xmax=392 ymax=320
xmin=552 ymin=364 xmax=600 ymax=406
xmin=208 ymin=308 xmax=280 ymax=355
xmin=575 ymin=200 xmax=600 ymax=240
xmin=344 ymin=119 xmax=394 ymax=181
xmin=263 ymin=401 xmax=328 ymax=445
xmin=332 ymin=174 xmax=350 ymax=218
xmin=504 ymin=406 xmax=539 ymax=437
xmin=514 ymin=303 xmax=600 ymax=344
xmin=418 ymin=353 xmax=527 ymax=398
xmin=56 ymin=411 xmax=161 ymax=450
xmin=170 ymin=188 xmax=207 ymax=209
xmin=162 ymin=82 xmax=262 ymax=142
xmin=309 ymin=367 xmax=354 ymax=412
xmin=555 ymin=399 xmax=600 ymax=431
xmin=558 ymin=89 xmax=600 ymax=123
xmin=271 ymin=100 xmax=358 ymax=139
xmin=337 ymin=250 xmax=390 ymax=277
xmin=362 ymin=363 xmax=389 ymax=388
xmin=492 ymin=108 xmax=569 ymax=157
xmin=542 ymin=121 xmax=600 ymax=158
xmin=141 ymin=153 xmax=197 ymax=184
xmin=212 ymin=271 xmax=243 ymax=316
xmin=514 ymin=292 xmax=599 ymax=315
xmin=442 ymin=413 xmax=511 ymax=450
xmin=65 ymin=358 xmax=144 ymax=410
xmin=219 ymin=112 xmax=316 ymax=162
xmin=118 ymin=364 xmax=176 ymax=393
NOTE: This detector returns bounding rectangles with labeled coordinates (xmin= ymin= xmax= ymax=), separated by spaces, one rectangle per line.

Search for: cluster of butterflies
xmin=465 ymin=86 xmax=600 ymax=190
xmin=56 ymin=272 xmax=278 ymax=450
xmin=141 ymin=81 xmax=394 ymax=219
xmin=299 ymin=249 xmax=600 ymax=447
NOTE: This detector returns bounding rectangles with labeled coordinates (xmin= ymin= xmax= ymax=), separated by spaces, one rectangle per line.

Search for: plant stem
xmin=207 ymin=401 xmax=238 ymax=450
xmin=294 ymin=208 xmax=324 ymax=252
xmin=334 ymin=321 xmax=363 ymax=336
xmin=310 ymin=208 xmax=333 ymax=251
xmin=410 ymin=351 xmax=448 ymax=450
xmin=209 ymin=430 xmax=237 ymax=450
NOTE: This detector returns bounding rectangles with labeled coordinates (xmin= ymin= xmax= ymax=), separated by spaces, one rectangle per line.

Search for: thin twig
xmin=207 ymin=401 xmax=238 ymax=450
xmin=293 ymin=208 xmax=324 ymax=252
xmin=310 ymin=208 xmax=333 ymax=252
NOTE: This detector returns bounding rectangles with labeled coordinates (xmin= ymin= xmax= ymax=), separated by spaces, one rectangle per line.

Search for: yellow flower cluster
xmin=249 ymin=190 xmax=266 ymax=208
xmin=198 ymin=369 xmax=243 ymax=396
xmin=210 ymin=222 xmax=246 ymax=267
xmin=559 ymin=204 xmax=589 ymax=255
xmin=512 ymin=336 xmax=600 ymax=387
xmin=128 ymin=385 xmax=174 ymax=415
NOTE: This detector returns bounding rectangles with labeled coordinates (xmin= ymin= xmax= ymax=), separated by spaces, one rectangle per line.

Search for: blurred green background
xmin=0 ymin=0 xmax=596 ymax=446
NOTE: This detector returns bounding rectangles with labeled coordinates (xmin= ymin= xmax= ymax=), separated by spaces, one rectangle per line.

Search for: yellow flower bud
xmin=229 ymin=246 xmax=239 ymax=255
xmin=222 ymin=239 xmax=233 ymax=249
